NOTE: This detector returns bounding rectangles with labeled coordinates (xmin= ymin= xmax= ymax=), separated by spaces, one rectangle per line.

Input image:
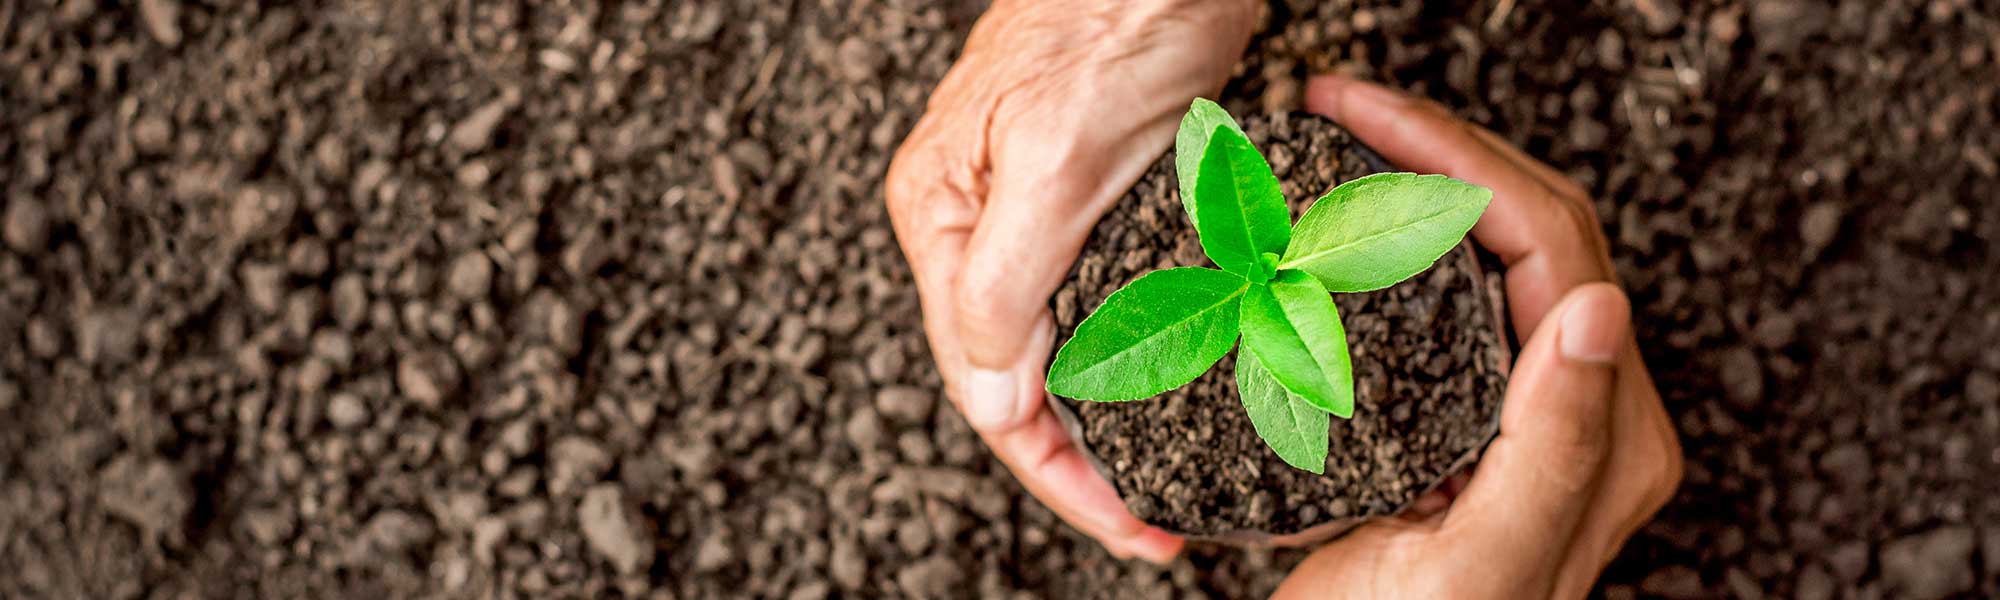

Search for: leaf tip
xmin=1280 ymin=448 xmax=1327 ymax=474
xmin=1471 ymin=182 xmax=1496 ymax=208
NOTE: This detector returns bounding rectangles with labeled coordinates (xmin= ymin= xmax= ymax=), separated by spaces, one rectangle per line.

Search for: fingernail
xmin=961 ymin=367 xmax=1020 ymax=429
xmin=1558 ymin=286 xmax=1629 ymax=365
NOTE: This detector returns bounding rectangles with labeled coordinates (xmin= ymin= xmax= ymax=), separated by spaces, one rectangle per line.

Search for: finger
xmin=886 ymin=132 xmax=981 ymax=399
xmin=976 ymin=316 xmax=1185 ymax=563
xmin=886 ymin=217 xmax=1183 ymax=562
xmin=1302 ymin=73 xmax=1563 ymax=264
xmin=944 ymin=0 xmax=1240 ymax=421
xmin=1436 ymin=283 xmax=1629 ymax=592
xmin=886 ymin=63 xmax=1187 ymax=565
xmin=1462 ymin=125 xmax=1591 ymax=203
xmin=1463 ymin=128 xmax=1619 ymax=281
xmin=893 ymin=244 xmax=1186 ymax=563
xmin=1550 ymin=344 xmax=1682 ymax=597
xmin=1304 ymin=74 xmax=1612 ymax=336
xmin=997 ymin=417 xmax=1187 ymax=564
xmin=950 ymin=94 xmax=1181 ymax=433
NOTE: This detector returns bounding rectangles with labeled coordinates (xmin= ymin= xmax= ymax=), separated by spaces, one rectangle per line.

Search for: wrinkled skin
xmin=887 ymin=1 xmax=1682 ymax=591
xmin=887 ymin=0 xmax=1258 ymax=562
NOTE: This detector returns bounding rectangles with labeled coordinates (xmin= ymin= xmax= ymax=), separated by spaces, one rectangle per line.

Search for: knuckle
xmin=1552 ymin=179 xmax=1594 ymax=209
xmin=1551 ymin=191 xmax=1613 ymax=258
xmin=1643 ymin=432 xmax=1686 ymax=508
xmin=1553 ymin=188 xmax=1598 ymax=228
xmin=885 ymin=172 xmax=918 ymax=222
xmin=1572 ymin=197 xmax=1603 ymax=231
xmin=885 ymin=122 xmax=942 ymax=217
xmin=885 ymin=122 xmax=989 ymax=232
xmin=1015 ymin=143 xmax=1099 ymax=206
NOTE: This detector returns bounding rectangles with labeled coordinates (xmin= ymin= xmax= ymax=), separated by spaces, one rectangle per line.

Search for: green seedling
xmin=1046 ymin=99 xmax=1491 ymax=473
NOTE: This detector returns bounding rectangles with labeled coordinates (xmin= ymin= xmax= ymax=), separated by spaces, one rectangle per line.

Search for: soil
xmin=1052 ymin=114 xmax=1510 ymax=539
xmin=1 ymin=0 xmax=1998 ymax=598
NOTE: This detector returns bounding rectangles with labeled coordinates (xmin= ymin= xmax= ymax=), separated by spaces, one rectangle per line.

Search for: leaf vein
xmin=1278 ymin=203 xmax=1479 ymax=269
xmin=1064 ymin=284 xmax=1247 ymax=381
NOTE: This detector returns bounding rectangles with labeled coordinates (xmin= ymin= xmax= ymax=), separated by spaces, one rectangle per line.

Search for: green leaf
xmin=1174 ymin=98 xmax=1246 ymax=225
xmin=1279 ymin=173 xmax=1492 ymax=293
xmin=1237 ymin=270 xmax=1354 ymax=417
xmin=1191 ymin=126 xmax=1292 ymax=277
xmin=1236 ymin=351 xmax=1331 ymax=473
xmin=1047 ymin=267 xmax=1248 ymax=401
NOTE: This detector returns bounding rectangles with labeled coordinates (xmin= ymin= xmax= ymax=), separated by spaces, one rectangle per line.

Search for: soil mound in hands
xmin=1052 ymin=114 xmax=1510 ymax=538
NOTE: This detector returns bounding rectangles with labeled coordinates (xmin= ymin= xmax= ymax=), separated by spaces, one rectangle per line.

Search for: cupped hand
xmin=884 ymin=0 xmax=1258 ymax=562
xmin=1272 ymin=75 xmax=1683 ymax=598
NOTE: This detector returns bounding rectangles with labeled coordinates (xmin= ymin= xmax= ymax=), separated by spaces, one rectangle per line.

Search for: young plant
xmin=1045 ymin=99 xmax=1492 ymax=474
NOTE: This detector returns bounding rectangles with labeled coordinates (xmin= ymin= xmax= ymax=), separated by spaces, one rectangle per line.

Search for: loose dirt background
xmin=2 ymin=0 xmax=1997 ymax=598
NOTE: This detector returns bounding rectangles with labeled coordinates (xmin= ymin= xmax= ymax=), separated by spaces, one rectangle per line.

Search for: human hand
xmin=884 ymin=0 xmax=1258 ymax=562
xmin=1271 ymin=75 xmax=1683 ymax=598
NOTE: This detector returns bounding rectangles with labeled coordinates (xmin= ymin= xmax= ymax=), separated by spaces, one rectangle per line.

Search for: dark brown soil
xmin=1051 ymin=114 xmax=1510 ymax=538
xmin=3 ymin=0 xmax=1998 ymax=598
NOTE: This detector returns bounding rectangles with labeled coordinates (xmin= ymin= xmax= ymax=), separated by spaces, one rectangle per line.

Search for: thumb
xmin=1437 ymin=283 xmax=1630 ymax=592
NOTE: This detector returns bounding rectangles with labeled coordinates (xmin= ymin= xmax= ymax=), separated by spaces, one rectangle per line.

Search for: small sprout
xmin=1046 ymin=99 xmax=1491 ymax=473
